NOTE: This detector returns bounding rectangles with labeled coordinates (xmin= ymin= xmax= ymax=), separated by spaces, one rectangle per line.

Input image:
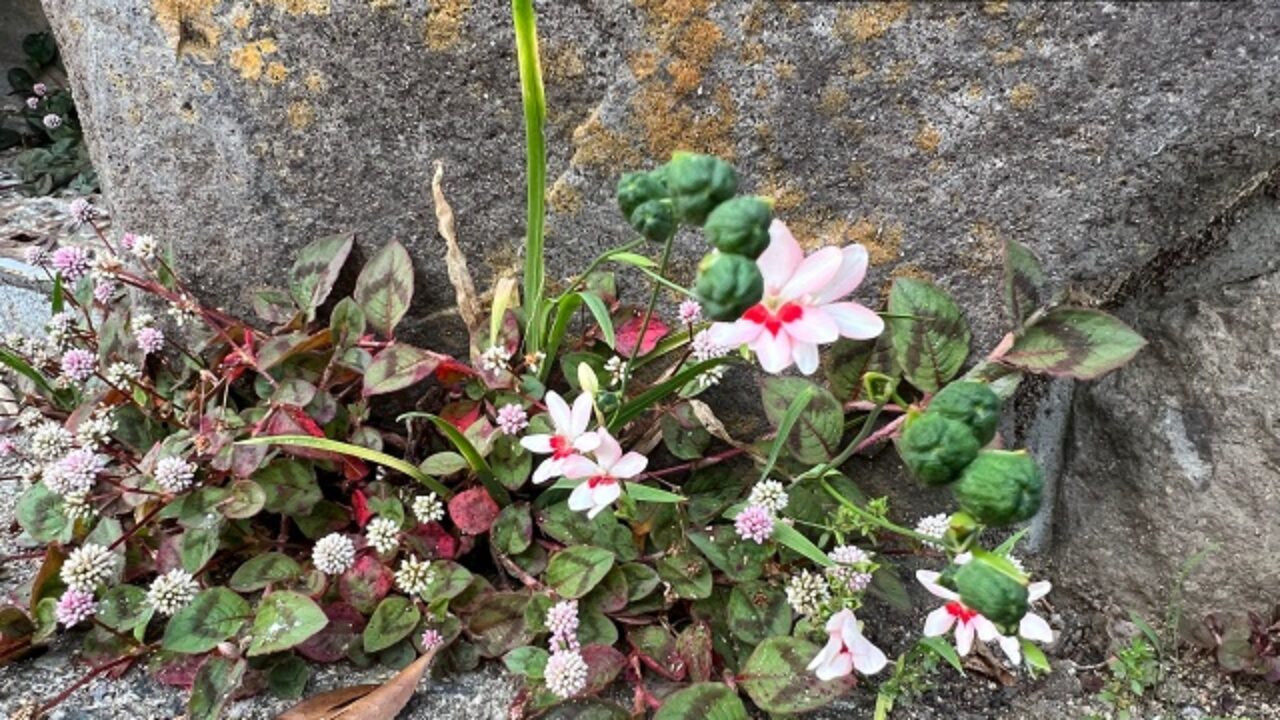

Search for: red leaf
xmin=448 ymin=487 xmax=500 ymax=535
xmin=405 ymin=522 xmax=460 ymax=560
xmin=581 ymin=644 xmax=628 ymax=695
xmin=615 ymin=313 xmax=669 ymax=356
xmin=338 ymin=555 xmax=393 ymax=614
xmin=152 ymin=653 xmax=206 ymax=688
xmin=351 ymin=489 xmax=372 ymax=528
xmin=296 ymin=602 xmax=367 ymax=664
xmin=433 ymin=358 xmax=476 ymax=386
xmin=260 ymin=406 xmax=368 ymax=479
xmin=439 ymin=400 xmax=481 ymax=432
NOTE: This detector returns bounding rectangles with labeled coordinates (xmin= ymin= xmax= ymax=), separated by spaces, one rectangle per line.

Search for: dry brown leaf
xmin=687 ymin=399 xmax=752 ymax=451
xmin=431 ymin=161 xmax=484 ymax=353
xmin=277 ymin=646 xmax=440 ymax=720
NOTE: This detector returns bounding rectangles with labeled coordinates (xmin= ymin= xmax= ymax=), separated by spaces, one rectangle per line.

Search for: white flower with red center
xmin=995 ymin=580 xmax=1054 ymax=665
xmin=560 ymin=430 xmax=647 ymax=519
xmin=806 ymin=609 xmax=888 ymax=680
xmin=916 ymin=569 xmax=1000 ymax=656
xmin=708 ymin=220 xmax=884 ymax=374
xmin=519 ymin=391 xmax=600 ymax=484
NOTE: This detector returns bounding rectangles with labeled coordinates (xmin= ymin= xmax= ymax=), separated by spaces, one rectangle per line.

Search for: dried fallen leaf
xmin=687 ymin=399 xmax=752 ymax=451
xmin=431 ymin=161 xmax=484 ymax=354
xmin=277 ymin=645 xmax=439 ymax=719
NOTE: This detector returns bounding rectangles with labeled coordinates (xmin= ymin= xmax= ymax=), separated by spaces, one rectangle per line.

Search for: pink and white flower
xmin=734 ymin=504 xmax=774 ymax=544
xmin=806 ymin=608 xmax=888 ymax=680
xmin=560 ymin=430 xmax=647 ymax=519
xmin=519 ymin=391 xmax=600 ymax=484
xmin=995 ymin=580 xmax=1054 ymax=665
xmin=916 ymin=569 xmax=1000 ymax=656
xmin=709 ymin=220 xmax=884 ymax=374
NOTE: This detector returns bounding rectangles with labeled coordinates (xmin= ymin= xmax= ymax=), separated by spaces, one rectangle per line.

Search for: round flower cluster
xmin=55 ymin=589 xmax=97 ymax=627
xmin=60 ymin=543 xmax=117 ymax=592
xmin=131 ymin=234 xmax=158 ymax=261
xmin=747 ymin=479 xmax=788 ymax=514
xmin=147 ymin=569 xmax=199 ymax=616
xmin=105 ymin=361 xmax=140 ymax=388
xmin=75 ymin=412 xmax=116 ymax=448
xmin=93 ymin=281 xmax=118 ymax=305
xmin=68 ymin=198 xmax=98 ymax=225
xmin=366 ymin=517 xmax=400 ymax=555
xmin=785 ymin=569 xmax=831 ymax=617
xmin=62 ymin=491 xmax=94 ymax=523
xmin=50 ymin=246 xmax=91 ymax=282
xmin=412 ymin=493 xmax=445 ymax=524
xmin=60 ymin=349 xmax=97 ymax=382
xmin=136 ymin=326 xmax=165 ymax=355
xmin=544 ymin=649 xmax=588 ymax=699
xmin=421 ymin=628 xmax=445 ymax=652
xmin=29 ymin=422 xmax=72 ymax=460
xmin=734 ymin=504 xmax=774 ymax=544
xmin=546 ymin=599 xmax=580 ymax=652
xmin=826 ymin=545 xmax=875 ymax=593
xmin=42 ymin=113 xmax=62 ymax=129
xmin=154 ymin=456 xmax=196 ymax=493
xmin=496 ymin=404 xmax=528 ymax=436
xmin=690 ymin=330 xmax=730 ymax=389
xmin=394 ymin=556 xmax=434 ymax=596
xmin=914 ymin=513 xmax=950 ymax=549
xmin=603 ymin=356 xmax=628 ymax=387
xmin=677 ymin=299 xmax=703 ymax=324
xmin=479 ymin=344 xmax=512 ymax=374
xmin=313 ymin=533 xmax=356 ymax=575
xmin=48 ymin=448 xmax=107 ymax=496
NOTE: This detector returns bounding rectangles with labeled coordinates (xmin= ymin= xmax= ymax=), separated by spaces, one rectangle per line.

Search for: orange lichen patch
xmin=836 ymin=2 xmax=909 ymax=44
xmin=265 ymin=61 xmax=289 ymax=83
xmin=914 ymin=123 xmax=941 ymax=154
xmin=755 ymin=175 xmax=806 ymax=213
xmin=229 ymin=39 xmax=278 ymax=81
xmin=258 ymin=0 xmax=330 ymax=15
xmin=286 ymin=100 xmax=314 ymax=129
xmin=739 ymin=41 xmax=766 ymax=64
xmin=982 ymin=0 xmax=1009 ymax=16
xmin=633 ymin=0 xmax=715 ymax=34
xmin=668 ymin=59 xmax=703 ymax=95
xmin=152 ymin=0 xmax=221 ymax=59
xmin=200 ymin=78 xmax=215 ymax=93
xmin=548 ymin=177 xmax=584 ymax=216
xmin=752 ymin=82 xmax=770 ymax=100
xmin=672 ymin=18 xmax=724 ymax=67
xmin=544 ymin=43 xmax=586 ymax=82
xmin=992 ymin=47 xmax=1024 ymax=65
xmin=774 ymin=60 xmax=796 ymax=80
xmin=424 ymin=0 xmax=471 ymax=51
xmin=963 ymin=221 xmax=1005 ymax=273
xmin=229 ymin=3 xmax=253 ymax=30
xmin=818 ymin=84 xmax=850 ymax=117
xmin=881 ymin=262 xmax=932 ymax=298
xmin=628 ymin=49 xmax=661 ymax=81
xmin=742 ymin=0 xmax=767 ymax=36
xmin=634 ymin=83 xmax=736 ymax=160
xmin=1009 ymin=82 xmax=1038 ymax=110
xmin=571 ymin=109 xmax=643 ymax=170
xmin=303 ymin=70 xmax=328 ymax=93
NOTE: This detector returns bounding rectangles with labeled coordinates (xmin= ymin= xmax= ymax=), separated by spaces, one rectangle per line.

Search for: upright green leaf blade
xmin=354 ymin=240 xmax=414 ymax=338
xmin=760 ymin=377 xmax=841 ymax=465
xmin=577 ymin=291 xmax=615 ymax=348
xmin=998 ymin=307 xmax=1146 ymax=379
xmin=513 ymin=0 xmax=547 ymax=355
xmin=887 ymin=278 xmax=971 ymax=392
xmin=289 ymin=233 xmax=354 ymax=315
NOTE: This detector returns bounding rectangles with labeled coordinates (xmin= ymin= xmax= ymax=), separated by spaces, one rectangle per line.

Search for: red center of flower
xmin=587 ymin=474 xmax=615 ymax=489
xmin=742 ymin=302 xmax=804 ymax=336
xmin=945 ymin=601 xmax=978 ymax=623
xmin=550 ymin=435 xmax=573 ymax=459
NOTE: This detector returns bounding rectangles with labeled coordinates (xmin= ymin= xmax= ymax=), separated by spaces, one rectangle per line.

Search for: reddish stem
xmin=40 ymin=651 xmax=142 ymax=711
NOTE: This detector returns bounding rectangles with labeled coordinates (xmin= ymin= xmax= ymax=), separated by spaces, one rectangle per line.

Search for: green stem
xmin=819 ymin=477 xmax=937 ymax=545
xmin=552 ymin=238 xmax=646 ymax=303
xmin=635 ymin=266 xmax=697 ymax=298
xmin=513 ymin=0 xmax=547 ymax=356
xmin=613 ymin=232 xmax=675 ymax=409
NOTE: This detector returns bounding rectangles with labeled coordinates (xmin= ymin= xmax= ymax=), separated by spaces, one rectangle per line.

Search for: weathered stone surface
xmin=1054 ymin=177 xmax=1280 ymax=616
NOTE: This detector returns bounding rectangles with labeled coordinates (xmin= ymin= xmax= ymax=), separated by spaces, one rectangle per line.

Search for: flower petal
xmin=593 ymin=431 xmax=622 ymax=470
xmin=545 ymin=391 xmax=572 ymax=434
xmin=559 ymin=455 xmax=599 ymax=480
xmin=532 ymin=457 xmax=563 ymax=485
xmin=975 ymin=616 xmax=1001 ymax=643
xmin=752 ymin=331 xmax=794 ymax=373
xmin=570 ymin=391 xmax=594 ymax=436
xmin=955 ymin=620 xmax=975 ymax=656
xmin=1019 ymin=612 xmax=1054 ymax=643
xmin=923 ymin=606 xmax=955 ymax=637
xmin=519 ymin=434 xmax=553 ymax=454
xmin=760 ymin=220 xmax=804 ymax=292
xmin=998 ymin=635 xmax=1022 ymax=666
xmin=822 ymin=301 xmax=885 ymax=340
xmin=814 ymin=648 xmax=853 ymax=682
xmin=783 ymin=306 xmax=839 ymax=344
xmin=591 ymin=481 xmax=622 ymax=512
xmin=610 ymin=452 xmax=648 ymax=479
xmin=1027 ymin=581 xmax=1052 ymax=603
xmin=567 ymin=482 xmax=594 ymax=513
xmin=708 ymin=318 xmax=764 ymax=348
xmin=813 ymin=244 xmax=870 ymax=304
xmin=792 ymin=340 xmax=821 ymax=375
xmin=916 ymin=570 xmax=958 ymax=600
xmin=780 ymin=247 xmax=843 ymax=302
xmin=806 ymin=635 xmax=841 ymax=673
xmin=849 ymin=633 xmax=889 ymax=676
xmin=573 ymin=431 xmax=601 ymax=453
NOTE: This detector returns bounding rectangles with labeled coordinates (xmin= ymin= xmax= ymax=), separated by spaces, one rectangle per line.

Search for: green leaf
xmin=1002 ymin=238 xmax=1047 ymax=326
xmin=363 ymin=596 xmax=421 ymax=653
xmin=354 ymin=240 xmax=414 ymax=338
xmin=740 ymin=637 xmax=857 ymax=713
xmin=608 ymin=357 xmax=732 ymax=432
xmin=771 ymin=522 xmax=833 ymax=568
xmin=657 ymin=552 xmax=713 ymax=599
xmin=421 ymin=451 xmax=468 ymax=476
xmin=513 ymin=0 xmax=547 ymax=358
xmin=1022 ymin=639 xmax=1051 ymax=675
xmin=503 ymin=645 xmax=550 ymax=679
xmin=267 ymin=654 xmax=311 ymax=699
xmin=255 ymin=459 xmax=321 ymax=516
xmin=50 ymin=274 xmax=65 ymax=313
xmin=610 ymin=252 xmax=658 ymax=269
xmin=228 ymin=553 xmax=303 ymax=592
xmin=887 ymin=278 xmax=971 ymax=392
xmin=252 ymin=287 xmax=299 ymax=325
xmin=624 ymin=484 xmax=686 ymax=504
xmin=0 ymin=348 xmax=56 ymax=398
xmin=289 ymin=233 xmax=354 ymax=316
xmin=728 ymin=582 xmax=792 ymax=645
xmin=238 ymin=435 xmax=452 ymax=499
xmin=760 ymin=377 xmax=841 ymax=465
xmin=490 ymin=435 xmax=532 ymax=491
xmin=363 ymin=343 xmax=445 ymax=396
xmin=221 ymin=479 xmax=266 ymax=519
xmin=492 ymin=502 xmax=534 ymax=555
xmin=15 ymin=482 xmax=71 ymax=543
xmin=247 ymin=591 xmax=328 ymax=656
xmin=97 ymin=585 xmax=150 ymax=632
xmin=998 ymin=307 xmax=1146 ymax=380
xmin=329 ymin=297 xmax=367 ymax=350
xmin=578 ymin=291 xmax=616 ymax=348
xmin=824 ymin=335 xmax=898 ymax=402
xmin=399 ymin=412 xmax=509 ymax=505
xmin=545 ymin=545 xmax=615 ymax=599
xmin=180 ymin=525 xmax=222 ymax=573
xmin=687 ymin=529 xmax=768 ymax=583
xmin=918 ymin=635 xmax=964 ymax=673
xmin=468 ymin=592 xmax=532 ymax=658
xmin=654 ymin=683 xmax=750 ymax=720
xmin=660 ymin=403 xmax=711 ymax=461
xmin=163 ymin=588 xmax=251 ymax=654
xmin=188 ymin=656 xmax=247 ymax=720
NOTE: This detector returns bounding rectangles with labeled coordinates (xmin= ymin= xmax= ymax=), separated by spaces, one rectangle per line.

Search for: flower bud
xmin=952 ymin=553 xmax=1029 ymax=634
xmin=693 ymin=251 xmax=764 ymax=322
xmin=704 ymin=196 xmax=773 ymax=259
xmin=951 ymin=449 xmax=1043 ymax=526
xmin=664 ymin=152 xmax=738 ymax=225
xmin=629 ymin=199 xmax=676 ymax=243
xmin=928 ymin=381 xmax=1002 ymax=446
xmin=616 ymin=170 xmax=668 ymax=220
xmin=897 ymin=412 xmax=980 ymax=486
xmin=576 ymin=362 xmax=600 ymax=397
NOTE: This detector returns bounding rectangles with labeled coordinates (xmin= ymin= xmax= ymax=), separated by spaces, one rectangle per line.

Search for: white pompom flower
xmin=313 ymin=533 xmax=356 ymax=575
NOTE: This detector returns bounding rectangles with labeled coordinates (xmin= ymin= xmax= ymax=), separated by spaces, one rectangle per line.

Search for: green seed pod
xmin=704 ymin=196 xmax=773 ymax=259
xmin=617 ymin=170 xmax=668 ymax=220
xmin=664 ymin=151 xmax=738 ymax=225
xmin=693 ymin=251 xmax=764 ymax=322
xmin=951 ymin=450 xmax=1044 ymax=526
xmin=952 ymin=556 xmax=1029 ymax=634
xmin=898 ymin=412 xmax=981 ymax=486
xmin=929 ymin=381 xmax=1002 ymax=446
xmin=629 ymin=199 xmax=677 ymax=243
